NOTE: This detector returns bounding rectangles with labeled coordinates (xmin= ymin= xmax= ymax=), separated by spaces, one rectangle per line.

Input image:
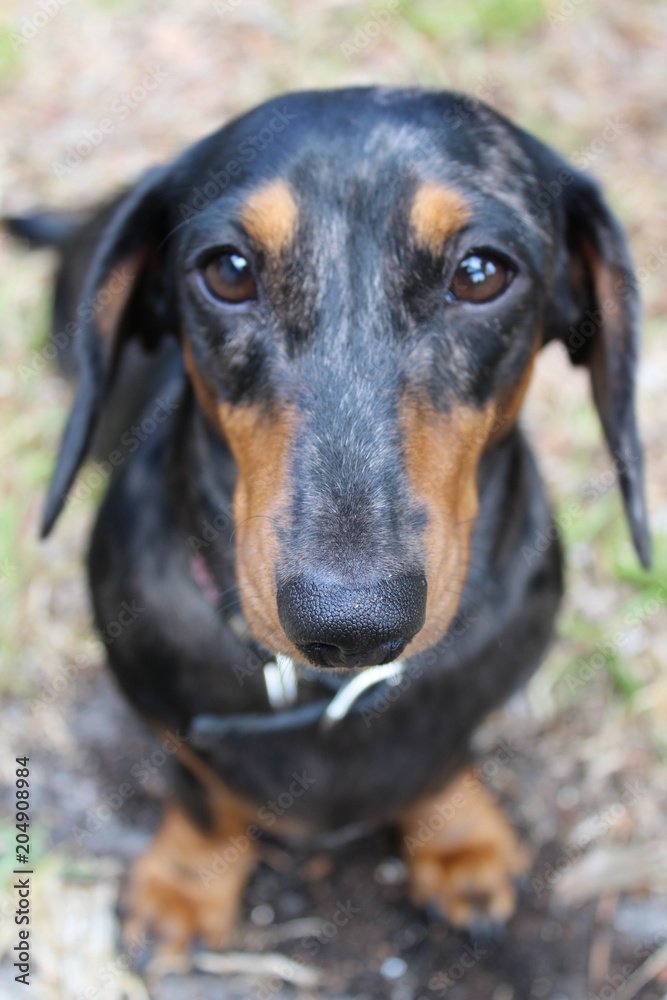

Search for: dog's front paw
xmin=399 ymin=770 xmax=529 ymax=935
xmin=122 ymin=802 xmax=258 ymax=957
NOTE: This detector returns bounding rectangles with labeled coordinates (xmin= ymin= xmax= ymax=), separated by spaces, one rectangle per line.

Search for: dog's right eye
xmin=447 ymin=250 xmax=514 ymax=304
xmin=202 ymin=250 xmax=257 ymax=304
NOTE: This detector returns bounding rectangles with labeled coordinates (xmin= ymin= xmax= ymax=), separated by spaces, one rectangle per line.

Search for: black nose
xmin=276 ymin=573 xmax=427 ymax=669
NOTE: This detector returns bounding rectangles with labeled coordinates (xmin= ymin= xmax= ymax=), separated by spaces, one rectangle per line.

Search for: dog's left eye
xmin=202 ymin=250 xmax=257 ymax=304
xmin=448 ymin=250 xmax=514 ymax=304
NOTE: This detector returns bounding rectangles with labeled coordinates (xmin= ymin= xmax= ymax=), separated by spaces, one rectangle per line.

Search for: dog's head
xmin=41 ymin=88 xmax=650 ymax=669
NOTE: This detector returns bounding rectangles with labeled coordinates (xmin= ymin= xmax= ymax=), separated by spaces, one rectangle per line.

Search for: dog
xmin=7 ymin=86 xmax=650 ymax=956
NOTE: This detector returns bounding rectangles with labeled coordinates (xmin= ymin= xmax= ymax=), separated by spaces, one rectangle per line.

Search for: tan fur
xmin=410 ymin=182 xmax=471 ymax=253
xmin=184 ymin=336 xmax=307 ymax=659
xmin=96 ymin=247 xmax=147 ymax=342
xmin=175 ymin=740 xmax=307 ymax=839
xmin=399 ymin=399 xmax=497 ymax=657
xmin=122 ymin=734 xmax=310 ymax=955
xmin=123 ymin=799 xmax=259 ymax=955
xmin=241 ymin=179 xmax=297 ymax=254
xmin=399 ymin=769 xmax=529 ymax=928
xmin=215 ymin=398 xmax=302 ymax=655
xmin=185 ymin=328 xmax=536 ymax=661
xmin=487 ymin=350 xmax=538 ymax=447
xmin=182 ymin=338 xmax=219 ymax=429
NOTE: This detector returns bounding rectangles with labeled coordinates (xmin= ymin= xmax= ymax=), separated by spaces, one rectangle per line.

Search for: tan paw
xmin=400 ymin=770 xmax=529 ymax=933
xmin=122 ymin=802 xmax=258 ymax=956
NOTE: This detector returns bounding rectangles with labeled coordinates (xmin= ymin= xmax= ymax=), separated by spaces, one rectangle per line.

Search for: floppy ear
xmin=40 ymin=165 xmax=174 ymax=536
xmin=545 ymin=170 xmax=651 ymax=568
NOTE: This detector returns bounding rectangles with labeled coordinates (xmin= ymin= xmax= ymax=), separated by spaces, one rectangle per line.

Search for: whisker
xmin=230 ymin=512 xmax=280 ymax=543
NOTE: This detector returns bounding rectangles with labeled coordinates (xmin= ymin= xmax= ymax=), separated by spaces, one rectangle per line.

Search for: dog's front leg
xmin=399 ymin=769 xmax=530 ymax=934
xmin=122 ymin=795 xmax=259 ymax=956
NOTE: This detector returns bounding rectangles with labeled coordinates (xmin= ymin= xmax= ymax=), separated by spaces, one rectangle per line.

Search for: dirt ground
xmin=0 ymin=1 xmax=666 ymax=998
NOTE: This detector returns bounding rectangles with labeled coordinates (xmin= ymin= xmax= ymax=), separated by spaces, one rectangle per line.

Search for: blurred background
xmin=0 ymin=1 xmax=666 ymax=998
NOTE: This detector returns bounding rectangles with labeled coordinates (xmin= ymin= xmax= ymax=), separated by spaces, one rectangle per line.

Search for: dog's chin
xmin=265 ymin=631 xmax=427 ymax=676
xmin=297 ymin=660 xmax=368 ymax=679
xmin=276 ymin=652 xmax=405 ymax=681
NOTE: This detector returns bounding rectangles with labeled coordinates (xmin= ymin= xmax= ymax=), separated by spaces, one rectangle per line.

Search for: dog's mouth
xmin=264 ymin=652 xmax=406 ymax=717
xmin=190 ymin=552 xmax=413 ymax=735
xmin=291 ymin=637 xmax=409 ymax=671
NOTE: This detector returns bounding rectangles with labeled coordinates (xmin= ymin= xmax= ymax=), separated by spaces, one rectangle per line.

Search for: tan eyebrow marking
xmin=410 ymin=182 xmax=471 ymax=253
xmin=240 ymin=180 xmax=298 ymax=255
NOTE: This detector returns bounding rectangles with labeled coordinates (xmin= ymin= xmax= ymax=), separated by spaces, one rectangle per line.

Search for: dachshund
xmin=7 ymin=86 xmax=650 ymax=955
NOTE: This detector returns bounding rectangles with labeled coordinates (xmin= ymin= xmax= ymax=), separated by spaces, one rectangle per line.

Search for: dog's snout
xmin=276 ymin=573 xmax=427 ymax=669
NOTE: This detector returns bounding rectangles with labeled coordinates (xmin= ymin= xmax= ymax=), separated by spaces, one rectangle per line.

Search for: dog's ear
xmin=40 ymin=165 xmax=174 ymax=536
xmin=544 ymin=170 xmax=650 ymax=568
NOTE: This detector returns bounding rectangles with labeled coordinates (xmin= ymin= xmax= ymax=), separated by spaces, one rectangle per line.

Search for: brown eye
xmin=203 ymin=250 xmax=257 ymax=303
xmin=448 ymin=251 xmax=513 ymax=303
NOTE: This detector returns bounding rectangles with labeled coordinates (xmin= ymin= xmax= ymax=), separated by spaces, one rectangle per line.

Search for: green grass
xmin=403 ymin=0 xmax=545 ymax=45
xmin=552 ymin=485 xmax=667 ymax=705
xmin=0 ymin=253 xmax=63 ymax=666
xmin=0 ymin=819 xmax=47 ymax=896
xmin=0 ymin=24 xmax=25 ymax=84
